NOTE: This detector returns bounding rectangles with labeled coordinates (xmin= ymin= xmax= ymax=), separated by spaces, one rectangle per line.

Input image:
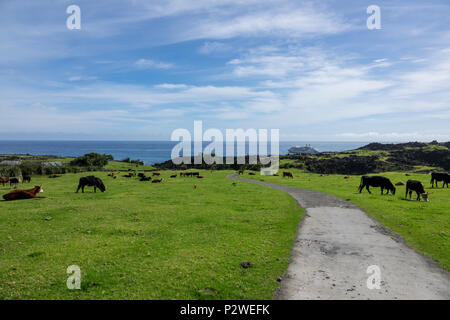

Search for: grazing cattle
xmin=180 ymin=172 xmax=185 ymax=177
xmin=170 ymin=174 xmax=177 ymax=178
xmin=430 ymin=172 xmax=450 ymax=188
xmin=140 ymin=176 xmax=152 ymax=181
xmin=238 ymin=170 xmax=244 ymax=175
xmin=152 ymin=172 xmax=161 ymax=176
xmin=406 ymin=180 xmax=428 ymax=201
xmin=248 ymin=172 xmax=256 ymax=176
xmin=273 ymin=174 xmax=279 ymax=176
xmin=138 ymin=173 xmax=146 ymax=178
xmin=10 ymin=178 xmax=20 ymax=187
xmin=197 ymin=175 xmax=204 ymax=179
xmin=358 ymin=176 xmax=396 ymax=195
xmin=152 ymin=178 xmax=163 ymax=183
xmin=76 ymin=176 xmax=106 ymax=193
xmin=192 ymin=172 xmax=200 ymax=177
xmin=185 ymin=172 xmax=193 ymax=177
xmin=23 ymin=175 xmax=31 ymax=183
xmin=0 ymin=177 xmax=9 ymax=186
xmin=344 ymin=176 xmax=350 ymax=179
xmin=3 ymin=186 xmax=44 ymax=201
xmin=283 ymin=172 xmax=294 ymax=179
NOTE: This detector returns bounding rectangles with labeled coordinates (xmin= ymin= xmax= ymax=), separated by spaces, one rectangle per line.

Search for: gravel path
xmin=228 ymin=174 xmax=450 ymax=300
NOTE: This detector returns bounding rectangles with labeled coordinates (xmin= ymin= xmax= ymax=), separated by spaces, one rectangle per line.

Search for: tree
xmin=69 ymin=153 xmax=111 ymax=167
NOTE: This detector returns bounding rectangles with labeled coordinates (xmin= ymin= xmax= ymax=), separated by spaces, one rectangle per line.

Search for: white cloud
xmin=135 ymin=59 xmax=173 ymax=70
xmin=198 ymin=42 xmax=230 ymax=54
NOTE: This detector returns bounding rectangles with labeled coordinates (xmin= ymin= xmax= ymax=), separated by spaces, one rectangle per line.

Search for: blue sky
xmin=0 ymin=0 xmax=449 ymax=141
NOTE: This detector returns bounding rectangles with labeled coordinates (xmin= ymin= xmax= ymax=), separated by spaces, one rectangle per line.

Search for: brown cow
xmin=283 ymin=172 xmax=294 ymax=178
xmin=197 ymin=175 xmax=204 ymax=179
xmin=3 ymin=186 xmax=44 ymax=201
xmin=152 ymin=178 xmax=163 ymax=183
xmin=238 ymin=170 xmax=244 ymax=175
xmin=0 ymin=177 xmax=9 ymax=186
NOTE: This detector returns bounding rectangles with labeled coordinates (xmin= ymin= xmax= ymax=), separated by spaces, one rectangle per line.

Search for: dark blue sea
xmin=0 ymin=141 xmax=372 ymax=165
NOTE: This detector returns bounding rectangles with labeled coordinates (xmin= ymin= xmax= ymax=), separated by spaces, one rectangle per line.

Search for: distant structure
xmin=42 ymin=162 xmax=63 ymax=167
xmin=0 ymin=160 xmax=22 ymax=166
xmin=288 ymin=144 xmax=320 ymax=155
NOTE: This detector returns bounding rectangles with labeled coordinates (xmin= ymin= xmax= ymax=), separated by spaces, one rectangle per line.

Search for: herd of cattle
xmin=358 ymin=172 xmax=450 ymax=202
xmin=1 ymin=170 xmax=449 ymax=202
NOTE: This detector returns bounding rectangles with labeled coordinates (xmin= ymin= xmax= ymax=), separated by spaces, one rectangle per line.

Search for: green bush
xmin=69 ymin=153 xmax=111 ymax=167
xmin=0 ymin=166 xmax=22 ymax=178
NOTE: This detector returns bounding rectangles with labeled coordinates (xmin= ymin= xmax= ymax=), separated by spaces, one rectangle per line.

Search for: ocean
xmin=0 ymin=141 xmax=371 ymax=165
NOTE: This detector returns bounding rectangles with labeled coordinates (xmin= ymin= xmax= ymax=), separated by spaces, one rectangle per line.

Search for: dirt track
xmin=228 ymin=174 xmax=450 ymax=300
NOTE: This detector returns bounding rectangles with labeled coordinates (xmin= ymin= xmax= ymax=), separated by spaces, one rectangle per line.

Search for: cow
xmin=344 ymin=176 xmax=350 ymax=179
xmin=0 ymin=177 xmax=9 ymax=186
xmin=192 ymin=172 xmax=200 ymax=177
xmin=152 ymin=172 xmax=161 ymax=176
xmin=140 ymin=176 xmax=152 ymax=181
xmin=430 ymin=172 xmax=450 ymax=188
xmin=3 ymin=186 xmax=44 ymax=201
xmin=358 ymin=176 xmax=396 ymax=195
xmin=107 ymin=172 xmax=115 ymax=178
xmin=152 ymin=178 xmax=163 ymax=183
xmin=138 ymin=173 xmax=146 ymax=178
xmin=23 ymin=175 xmax=31 ymax=183
xmin=406 ymin=180 xmax=428 ymax=201
xmin=238 ymin=170 xmax=244 ymax=175
xmin=10 ymin=178 xmax=20 ymax=187
xmin=283 ymin=172 xmax=294 ymax=179
xmin=197 ymin=175 xmax=204 ymax=179
xmin=76 ymin=176 xmax=106 ymax=193
xmin=248 ymin=172 xmax=256 ymax=176
xmin=185 ymin=172 xmax=193 ymax=177
xmin=170 ymin=174 xmax=177 ymax=178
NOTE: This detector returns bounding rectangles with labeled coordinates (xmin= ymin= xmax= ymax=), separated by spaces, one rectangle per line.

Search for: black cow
xmin=140 ymin=176 xmax=152 ymax=181
xmin=10 ymin=178 xmax=20 ymax=187
xmin=430 ymin=172 xmax=450 ymax=188
xmin=359 ymin=176 xmax=396 ymax=195
xmin=23 ymin=175 xmax=31 ymax=183
xmin=138 ymin=173 xmax=146 ymax=178
xmin=76 ymin=176 xmax=106 ymax=193
xmin=406 ymin=180 xmax=428 ymax=201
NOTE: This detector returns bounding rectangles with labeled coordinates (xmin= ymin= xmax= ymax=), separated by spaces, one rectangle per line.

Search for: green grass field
xmin=0 ymin=170 xmax=302 ymax=300
xmin=248 ymin=170 xmax=450 ymax=271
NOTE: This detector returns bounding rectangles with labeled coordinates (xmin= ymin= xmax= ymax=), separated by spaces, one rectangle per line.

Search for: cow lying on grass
xmin=152 ymin=178 xmax=163 ymax=183
xmin=359 ymin=176 xmax=396 ymax=195
xmin=76 ymin=176 xmax=106 ymax=193
xmin=406 ymin=180 xmax=429 ymax=201
xmin=3 ymin=186 xmax=44 ymax=201
xmin=430 ymin=172 xmax=449 ymax=188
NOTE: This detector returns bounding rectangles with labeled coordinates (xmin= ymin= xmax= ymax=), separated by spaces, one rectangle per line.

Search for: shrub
xmin=69 ymin=153 xmax=111 ymax=167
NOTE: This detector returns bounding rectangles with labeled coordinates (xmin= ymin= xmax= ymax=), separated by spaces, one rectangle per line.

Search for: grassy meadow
xmin=247 ymin=170 xmax=450 ymax=271
xmin=0 ymin=169 xmax=302 ymax=300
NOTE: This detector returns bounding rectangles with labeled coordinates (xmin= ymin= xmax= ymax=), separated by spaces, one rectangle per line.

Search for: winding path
xmin=228 ymin=174 xmax=450 ymax=300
